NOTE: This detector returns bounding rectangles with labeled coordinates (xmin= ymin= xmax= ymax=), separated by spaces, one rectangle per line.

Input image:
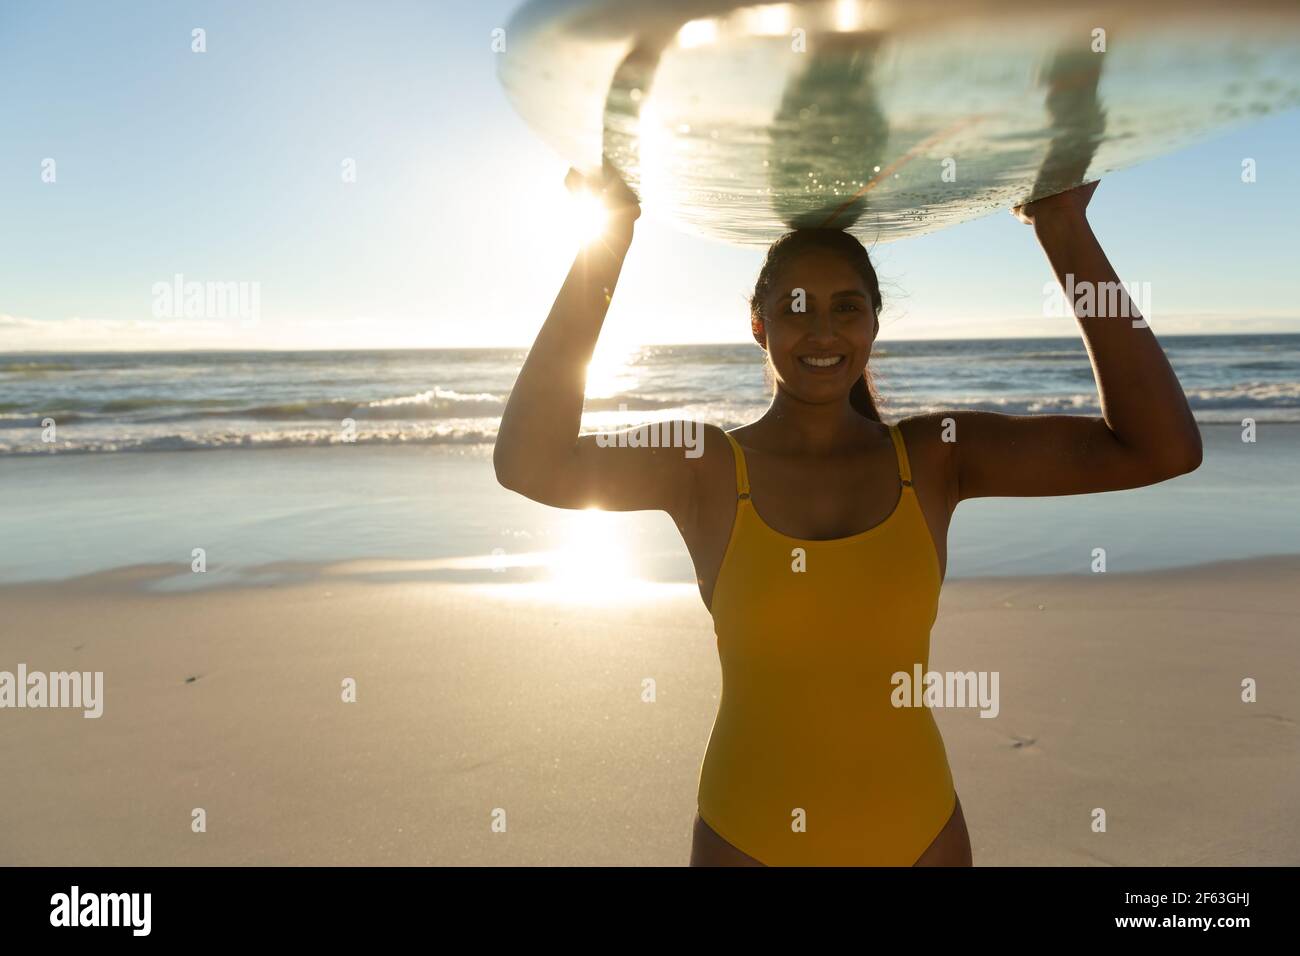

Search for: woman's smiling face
xmin=756 ymin=249 xmax=878 ymax=404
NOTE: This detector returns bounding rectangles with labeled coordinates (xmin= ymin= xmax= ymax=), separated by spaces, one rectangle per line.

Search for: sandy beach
xmin=3 ymin=554 xmax=1296 ymax=866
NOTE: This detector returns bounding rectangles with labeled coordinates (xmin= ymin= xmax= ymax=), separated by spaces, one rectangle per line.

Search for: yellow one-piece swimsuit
xmin=697 ymin=424 xmax=957 ymax=865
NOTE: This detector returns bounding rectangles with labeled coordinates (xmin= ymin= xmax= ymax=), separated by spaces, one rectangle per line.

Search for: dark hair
xmin=748 ymin=228 xmax=884 ymax=422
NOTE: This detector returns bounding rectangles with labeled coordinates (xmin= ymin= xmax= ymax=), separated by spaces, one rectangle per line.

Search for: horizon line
xmin=2 ymin=329 xmax=1298 ymax=356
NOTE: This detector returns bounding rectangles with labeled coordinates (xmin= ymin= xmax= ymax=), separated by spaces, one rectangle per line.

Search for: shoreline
xmin=0 ymin=419 xmax=1293 ymax=459
xmin=3 ymin=419 xmax=1299 ymax=586
xmin=4 ymin=549 xmax=1300 ymax=595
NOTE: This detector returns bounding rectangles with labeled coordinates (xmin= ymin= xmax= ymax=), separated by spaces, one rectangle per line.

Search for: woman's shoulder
xmin=894 ymin=412 xmax=964 ymax=442
xmin=893 ymin=412 xmax=963 ymax=497
xmin=714 ymin=421 xmax=758 ymax=450
xmin=682 ymin=422 xmax=746 ymax=470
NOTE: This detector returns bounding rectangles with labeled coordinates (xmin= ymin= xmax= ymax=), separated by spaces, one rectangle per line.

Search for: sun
xmin=566 ymin=188 xmax=611 ymax=246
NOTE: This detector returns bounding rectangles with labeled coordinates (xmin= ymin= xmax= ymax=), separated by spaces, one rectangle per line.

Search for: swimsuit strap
xmin=887 ymin=423 xmax=914 ymax=488
xmin=721 ymin=429 xmax=751 ymax=499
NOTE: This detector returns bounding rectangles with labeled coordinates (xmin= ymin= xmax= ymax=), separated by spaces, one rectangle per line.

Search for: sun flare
xmin=547 ymin=507 xmax=638 ymax=600
xmin=567 ymin=189 xmax=611 ymax=246
xmin=584 ymin=338 xmax=641 ymax=401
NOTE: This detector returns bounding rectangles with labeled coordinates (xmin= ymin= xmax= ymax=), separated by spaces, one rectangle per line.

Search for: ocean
xmin=2 ymin=334 xmax=1298 ymax=456
xmin=1 ymin=334 xmax=1296 ymax=586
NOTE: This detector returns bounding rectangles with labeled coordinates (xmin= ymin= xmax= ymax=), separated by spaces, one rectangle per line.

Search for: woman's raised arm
xmin=493 ymin=165 xmax=701 ymax=519
xmin=938 ymin=181 xmax=1203 ymax=502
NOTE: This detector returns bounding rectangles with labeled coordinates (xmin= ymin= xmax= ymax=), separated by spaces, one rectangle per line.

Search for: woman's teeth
xmin=800 ymin=355 xmax=844 ymax=368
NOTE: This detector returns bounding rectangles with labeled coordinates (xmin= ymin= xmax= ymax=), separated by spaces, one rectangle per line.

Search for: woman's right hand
xmin=564 ymin=158 xmax=641 ymax=236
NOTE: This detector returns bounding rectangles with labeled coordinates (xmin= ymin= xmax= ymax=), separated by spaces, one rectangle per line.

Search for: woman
xmin=493 ymin=167 xmax=1202 ymax=866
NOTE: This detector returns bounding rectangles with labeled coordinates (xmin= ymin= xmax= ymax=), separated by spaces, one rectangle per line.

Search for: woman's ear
xmin=751 ymin=314 xmax=766 ymax=348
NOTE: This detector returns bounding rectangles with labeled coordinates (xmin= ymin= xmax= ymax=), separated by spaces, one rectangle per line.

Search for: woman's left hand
xmin=1012 ymin=179 xmax=1098 ymax=226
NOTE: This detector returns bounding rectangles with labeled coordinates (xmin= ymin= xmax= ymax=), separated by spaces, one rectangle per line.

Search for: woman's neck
xmin=753 ymin=391 xmax=881 ymax=455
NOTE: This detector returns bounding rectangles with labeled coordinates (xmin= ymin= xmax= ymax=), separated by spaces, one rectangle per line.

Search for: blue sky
xmin=1 ymin=0 xmax=1297 ymax=351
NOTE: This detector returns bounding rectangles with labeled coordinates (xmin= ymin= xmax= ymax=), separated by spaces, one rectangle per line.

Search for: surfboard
xmin=498 ymin=0 xmax=1300 ymax=245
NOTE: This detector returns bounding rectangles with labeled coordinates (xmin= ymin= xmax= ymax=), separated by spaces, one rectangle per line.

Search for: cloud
xmin=0 ymin=314 xmax=454 ymax=351
xmin=0 ymin=314 xmax=248 ymax=351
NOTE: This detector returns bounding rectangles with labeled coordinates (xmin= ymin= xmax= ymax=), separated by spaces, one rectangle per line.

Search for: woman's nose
xmin=806 ymin=307 xmax=836 ymax=337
